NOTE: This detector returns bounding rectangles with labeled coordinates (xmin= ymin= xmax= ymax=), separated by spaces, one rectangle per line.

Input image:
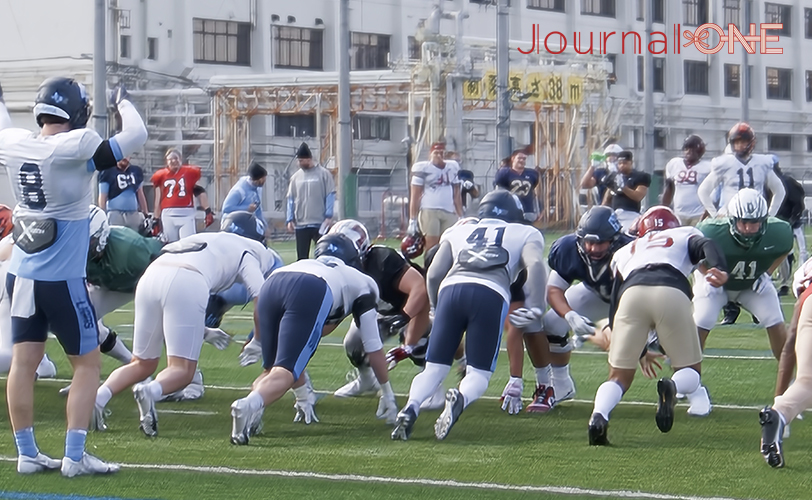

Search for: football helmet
xmin=727 ymin=188 xmax=768 ymax=247
xmin=682 ymin=134 xmax=706 ymax=165
xmin=88 ymin=205 xmax=110 ymax=259
xmin=603 ymin=144 xmax=623 ymax=156
xmin=637 ymin=206 xmax=681 ymax=237
xmin=576 ymin=206 xmax=623 ymax=261
xmin=401 ymin=233 xmax=425 ymax=260
xmin=221 ymin=210 xmax=266 ymax=243
xmin=477 ymin=189 xmax=525 ymax=223
xmin=329 ymin=219 xmax=371 ymax=256
xmin=33 ymin=77 xmax=90 ymax=130
xmin=727 ymin=122 xmax=756 ymax=159
xmin=314 ymin=233 xmax=362 ymax=269
xmin=0 ymin=204 xmax=12 ymax=239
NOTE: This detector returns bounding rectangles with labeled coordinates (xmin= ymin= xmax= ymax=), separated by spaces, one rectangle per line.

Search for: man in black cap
xmin=221 ymin=161 xmax=268 ymax=227
xmin=286 ymin=142 xmax=336 ymax=260
xmin=602 ymin=150 xmax=651 ymax=230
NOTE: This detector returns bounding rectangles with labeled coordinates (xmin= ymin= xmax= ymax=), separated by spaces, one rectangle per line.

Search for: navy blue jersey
xmin=98 ymin=164 xmax=144 ymax=201
xmin=494 ymin=167 xmax=539 ymax=213
xmin=547 ymin=232 xmax=633 ymax=302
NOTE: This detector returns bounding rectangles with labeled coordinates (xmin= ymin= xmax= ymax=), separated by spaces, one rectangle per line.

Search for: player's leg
xmin=177 ymin=213 xmax=197 ymax=239
xmin=106 ymin=210 xmax=125 ymax=226
xmin=794 ymin=226 xmax=808 ymax=263
xmin=419 ymin=209 xmax=442 ymax=253
xmin=87 ymin=286 xmax=133 ymax=364
xmin=738 ymin=282 xmax=787 ymax=362
xmin=294 ymin=228 xmax=313 ymax=260
xmin=691 ymin=271 xmax=729 ymax=349
xmin=334 ymin=321 xmax=380 ymax=397
xmin=501 ymin=301 xmax=526 ymax=413
xmin=160 ymin=211 xmax=181 ymax=243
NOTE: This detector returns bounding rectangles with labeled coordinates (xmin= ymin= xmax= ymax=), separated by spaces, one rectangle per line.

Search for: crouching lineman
xmin=588 ymin=206 xmax=728 ymax=446
xmin=230 ymin=233 xmax=398 ymax=445
xmin=93 ymin=230 xmax=279 ymax=436
xmin=328 ymin=220 xmax=435 ymax=404
xmin=391 ymin=189 xmax=547 ymax=441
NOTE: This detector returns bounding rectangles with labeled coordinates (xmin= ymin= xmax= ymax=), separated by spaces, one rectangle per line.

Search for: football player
xmin=662 ymin=134 xmax=711 ymax=226
xmin=151 ymin=148 xmax=214 ymax=242
xmin=601 ymin=151 xmax=651 ymax=231
xmin=0 ymin=79 xmax=147 ymax=476
xmin=390 ymin=189 xmax=547 ymax=441
xmin=588 ymin=206 xmax=728 ymax=446
xmin=697 ymin=123 xmax=785 ymax=217
xmin=93 ymin=231 xmax=279 ymax=437
xmin=230 ymin=233 xmax=398 ymax=445
xmin=692 ymin=189 xmax=793 ymax=396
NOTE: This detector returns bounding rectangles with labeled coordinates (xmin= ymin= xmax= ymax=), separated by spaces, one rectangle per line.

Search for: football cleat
xmin=686 ymin=386 xmax=712 ymax=417
xmin=655 ymin=378 xmax=678 ymax=433
xmin=248 ymin=406 xmax=265 ymax=437
xmin=333 ymin=369 xmax=380 ymax=398
xmin=434 ymin=388 xmax=465 ymax=440
xmin=553 ymin=378 xmax=576 ymax=404
xmin=420 ymin=385 xmax=446 ymax=411
xmin=759 ymin=407 xmax=785 ymax=468
xmin=133 ymin=383 xmax=158 ymax=437
xmin=526 ymin=385 xmax=556 ymax=413
xmin=90 ymin=404 xmax=109 ymax=432
xmin=588 ymin=412 xmax=610 ymax=446
xmin=161 ymin=370 xmax=204 ymax=402
xmin=17 ymin=452 xmax=61 ymax=474
xmin=391 ymin=406 xmax=418 ymax=441
xmin=35 ymin=354 xmax=57 ymax=379
xmin=720 ymin=302 xmax=740 ymax=325
xmin=231 ymin=398 xmax=251 ymax=445
xmin=61 ymin=452 xmax=119 ymax=477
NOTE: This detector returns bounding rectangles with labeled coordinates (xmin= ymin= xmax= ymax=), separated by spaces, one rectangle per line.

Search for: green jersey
xmin=86 ymin=226 xmax=164 ymax=293
xmin=697 ymin=217 xmax=792 ymax=291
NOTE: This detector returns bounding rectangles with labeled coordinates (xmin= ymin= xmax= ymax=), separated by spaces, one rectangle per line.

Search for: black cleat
xmin=655 ymin=378 xmax=677 ymax=433
xmin=721 ymin=302 xmax=740 ymax=325
xmin=588 ymin=413 xmax=610 ymax=446
xmin=391 ymin=406 xmax=418 ymax=441
xmin=759 ymin=407 xmax=785 ymax=468
xmin=434 ymin=388 xmax=465 ymax=440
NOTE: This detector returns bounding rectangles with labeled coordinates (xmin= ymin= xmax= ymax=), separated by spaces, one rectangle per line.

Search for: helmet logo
xmin=492 ymin=207 xmax=507 ymax=216
xmin=608 ymin=213 xmax=621 ymax=232
xmin=327 ymin=243 xmax=339 ymax=253
xmin=51 ymin=92 xmax=64 ymax=103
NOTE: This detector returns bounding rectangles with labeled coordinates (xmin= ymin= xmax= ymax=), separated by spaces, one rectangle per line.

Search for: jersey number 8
xmin=19 ymin=163 xmax=46 ymax=210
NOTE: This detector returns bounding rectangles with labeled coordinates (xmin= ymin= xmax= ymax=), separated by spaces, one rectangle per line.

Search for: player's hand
xmin=293 ymin=390 xmax=319 ymax=425
xmin=705 ymin=267 xmax=728 ymax=288
xmin=639 ymin=351 xmax=665 ymax=379
xmin=286 ymin=222 xmax=295 ymax=233
xmin=203 ymin=327 xmax=232 ymax=350
xmin=378 ymin=313 xmax=410 ymax=339
xmin=109 ymin=84 xmax=130 ymax=107
xmin=564 ymin=311 xmax=595 ymax=337
xmin=376 ymin=393 xmax=398 ymax=424
xmin=792 ymin=258 xmax=812 ymax=298
xmin=508 ymin=307 xmax=543 ymax=331
xmin=500 ymin=376 xmax=523 ymax=415
xmin=248 ymin=203 xmax=258 ymax=213
xmin=614 ymin=173 xmax=626 ymax=191
xmin=462 ymin=180 xmax=474 ymax=191
xmin=386 ymin=344 xmax=414 ymax=370
xmin=204 ymin=208 xmax=215 ymax=228
xmin=238 ymin=337 xmax=262 ymax=366
xmin=152 ymin=218 xmax=162 ymax=237
xmin=407 ymin=219 xmax=419 ymax=236
xmin=752 ymin=273 xmax=771 ymax=294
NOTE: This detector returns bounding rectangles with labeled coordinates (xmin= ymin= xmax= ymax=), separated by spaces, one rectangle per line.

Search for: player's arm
xmin=519 ymin=236 xmax=548 ymax=312
xmin=546 ymin=271 xmax=573 ymax=317
xmin=153 ymin=186 xmax=162 ymax=219
xmin=697 ymin=171 xmax=719 ymax=217
xmin=98 ymin=182 xmax=109 ymax=212
xmin=91 ymin=95 xmax=148 ymax=171
xmin=777 ymin=294 xmax=802 ymax=395
xmin=580 ymin=165 xmax=597 ymax=189
xmin=766 ymin=169 xmax=786 ymax=217
xmin=688 ymin=235 xmax=728 ymax=286
xmin=620 ymin=182 xmax=648 ymax=203
xmin=661 ymin=179 xmax=675 ymax=206
xmin=426 ymin=239 xmax=453 ymax=308
xmin=136 ymin=185 xmax=149 ymax=215
xmin=601 ymin=187 xmax=613 ymax=206
xmin=452 ymin=183 xmax=463 ymax=217
xmin=396 ymin=266 xmax=430 ymax=348
xmin=767 ymin=253 xmax=790 ymax=276
xmin=0 ymin=83 xmax=11 ymax=131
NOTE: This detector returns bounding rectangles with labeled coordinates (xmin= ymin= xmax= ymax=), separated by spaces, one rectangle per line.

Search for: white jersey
xmin=155 ymin=232 xmax=277 ymax=297
xmin=273 ymin=257 xmax=380 ymax=324
xmin=410 ymin=160 xmax=460 ymax=213
xmin=704 ymin=153 xmax=778 ymax=213
xmin=665 ymin=157 xmax=711 ymax=219
xmin=612 ymin=226 xmax=702 ymax=280
xmin=438 ymin=218 xmax=545 ymax=303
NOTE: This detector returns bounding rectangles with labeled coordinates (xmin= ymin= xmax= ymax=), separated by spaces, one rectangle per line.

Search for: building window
xmin=767 ymin=134 xmax=792 ymax=151
xmin=725 ymin=64 xmax=740 ymax=97
xmin=408 ymin=36 xmax=421 ymax=61
xmin=684 ymin=60 xmax=708 ymax=95
xmin=638 ymin=0 xmax=665 ymax=22
xmin=528 ymin=0 xmax=565 ymax=12
xmin=193 ymin=18 xmax=251 ymax=66
xmin=766 ymin=67 xmax=792 ymax=100
xmin=765 ymin=3 xmax=791 ymax=37
xmin=724 ymin=0 xmax=740 ymax=27
xmin=581 ymin=0 xmax=615 ymax=17
xmin=147 ymin=37 xmax=158 ymax=60
xmin=273 ymin=26 xmax=323 ymax=70
xmin=353 ymin=116 xmax=390 ymax=141
xmin=805 ymin=8 xmax=812 ymax=38
xmin=654 ymin=128 xmax=666 ymax=150
xmin=637 ymin=57 xmax=663 ymax=92
xmin=351 ymin=32 xmax=391 ymax=70
xmin=606 ymin=54 xmax=617 ymax=87
xmin=807 ymin=71 xmax=812 ymax=102
xmin=274 ymin=114 xmax=316 ymax=137
xmin=683 ymin=0 xmax=708 ymax=27
xmin=807 ymin=135 xmax=812 ymax=152
xmin=120 ymin=35 xmax=131 ymax=59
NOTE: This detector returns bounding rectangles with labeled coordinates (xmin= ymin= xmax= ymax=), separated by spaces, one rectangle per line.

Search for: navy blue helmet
xmin=33 ymin=77 xmax=90 ymax=130
xmin=477 ymin=189 xmax=525 ymax=223
xmin=221 ymin=210 xmax=266 ymax=243
xmin=314 ymin=233 xmax=362 ymax=269
xmin=575 ymin=206 xmax=624 ymax=273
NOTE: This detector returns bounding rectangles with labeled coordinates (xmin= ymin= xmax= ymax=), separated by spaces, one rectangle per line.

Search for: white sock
xmin=458 ymin=366 xmax=492 ymax=409
xmin=146 ymin=380 xmax=163 ymax=400
xmin=95 ymin=386 xmax=113 ymax=408
xmin=671 ymin=368 xmax=700 ymax=396
xmin=108 ymin=338 xmax=133 ymax=364
xmin=551 ymin=364 xmax=571 ymax=383
xmin=593 ymin=381 xmax=624 ymax=420
xmin=245 ymin=390 xmax=266 ymax=411
xmin=534 ymin=365 xmax=552 ymax=387
xmin=406 ymin=362 xmax=450 ymax=416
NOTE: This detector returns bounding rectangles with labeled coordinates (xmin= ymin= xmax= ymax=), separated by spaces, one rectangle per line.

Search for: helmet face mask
xmin=727 ymin=122 xmax=756 ymax=160
xmin=727 ymin=188 xmax=768 ymax=247
xmin=575 ymin=206 xmax=622 ymax=280
xmin=88 ymin=205 xmax=110 ymax=260
xmin=682 ymin=134 xmax=706 ymax=165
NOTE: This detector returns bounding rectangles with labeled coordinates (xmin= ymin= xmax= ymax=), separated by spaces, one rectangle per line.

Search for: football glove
xmin=109 ymin=84 xmax=130 ymax=107
xmin=204 ymin=208 xmax=215 ymax=228
xmin=564 ymin=311 xmax=596 ymax=337
xmin=293 ymin=387 xmax=319 ymax=425
xmin=376 ymin=382 xmax=398 ymax=424
xmin=407 ymin=219 xmax=419 ymax=236
xmin=508 ymin=307 xmax=543 ymax=331
xmin=500 ymin=376 xmax=523 ymax=415
xmin=378 ymin=313 xmax=410 ymax=339
xmin=752 ymin=273 xmax=771 ymax=295
xmin=462 ymin=180 xmax=475 ymax=191
xmin=239 ymin=337 xmax=262 ymax=366
xmin=203 ymin=327 xmax=232 ymax=351
xmin=386 ymin=344 xmax=414 ymax=370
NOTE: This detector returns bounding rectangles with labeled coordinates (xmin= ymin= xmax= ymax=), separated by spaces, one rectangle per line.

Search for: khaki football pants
xmin=774 ymin=294 xmax=812 ymax=421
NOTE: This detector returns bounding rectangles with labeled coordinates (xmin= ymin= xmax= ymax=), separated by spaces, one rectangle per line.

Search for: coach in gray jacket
xmin=286 ymin=142 xmax=336 ymax=260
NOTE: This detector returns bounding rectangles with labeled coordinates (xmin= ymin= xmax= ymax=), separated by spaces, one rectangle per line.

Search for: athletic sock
xmin=671 ymin=368 xmax=701 ymax=396
xmin=64 ymin=429 xmax=87 ymax=462
xmin=458 ymin=367 xmax=492 ymax=409
xmin=593 ymin=381 xmax=624 ymax=420
xmin=14 ymin=427 xmax=38 ymax=458
xmin=95 ymin=385 xmax=113 ymax=408
xmin=145 ymin=380 xmax=163 ymax=400
xmin=534 ymin=364 xmax=552 ymax=387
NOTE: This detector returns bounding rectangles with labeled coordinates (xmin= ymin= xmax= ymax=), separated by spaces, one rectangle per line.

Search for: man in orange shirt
xmin=151 ymin=149 xmax=213 ymax=242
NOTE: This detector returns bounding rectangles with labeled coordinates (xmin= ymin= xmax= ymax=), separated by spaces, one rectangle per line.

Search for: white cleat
xmin=333 ymin=370 xmax=380 ymax=398
xmin=17 ymin=452 xmax=61 ymax=474
xmin=248 ymin=406 xmax=265 ymax=437
xmin=686 ymin=386 xmax=712 ymax=417
xmin=420 ymin=385 xmax=446 ymax=411
xmin=133 ymin=383 xmax=158 ymax=437
xmin=231 ymin=398 xmax=251 ymax=445
xmin=90 ymin=404 xmax=109 ymax=432
xmin=35 ymin=354 xmax=57 ymax=379
xmin=61 ymin=452 xmax=120 ymax=477
xmin=161 ymin=370 xmax=204 ymax=402
xmin=58 ymin=384 xmax=72 ymax=397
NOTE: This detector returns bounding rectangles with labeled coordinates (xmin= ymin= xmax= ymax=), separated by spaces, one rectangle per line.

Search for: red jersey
xmin=151 ymin=165 xmax=201 ymax=209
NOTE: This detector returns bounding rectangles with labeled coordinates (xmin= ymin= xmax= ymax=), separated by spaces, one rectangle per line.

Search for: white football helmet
xmin=603 ymin=144 xmax=623 ymax=156
xmin=328 ymin=219 xmax=371 ymax=256
xmin=89 ymin=205 xmax=110 ymax=259
xmin=727 ymin=188 xmax=768 ymax=247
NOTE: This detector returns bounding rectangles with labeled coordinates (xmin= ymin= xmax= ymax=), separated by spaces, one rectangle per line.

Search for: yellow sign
xmin=460 ymin=70 xmax=586 ymax=105
xmin=524 ymin=73 xmax=545 ymax=103
xmin=482 ymin=71 xmax=498 ymax=101
xmin=463 ymin=79 xmax=482 ymax=100
xmin=567 ymin=76 xmax=584 ymax=105
xmin=508 ymin=72 xmax=524 ymax=101
xmin=546 ymin=75 xmax=564 ymax=104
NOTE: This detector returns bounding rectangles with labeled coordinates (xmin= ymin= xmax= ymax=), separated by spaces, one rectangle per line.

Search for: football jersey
xmin=362 ymin=245 xmax=410 ymax=315
xmin=665 ymin=157 xmax=711 ymax=219
xmin=697 ymin=217 xmax=792 ymax=291
xmin=86 ymin=226 xmax=163 ymax=293
xmin=438 ymin=218 xmax=545 ymax=303
xmin=612 ymin=226 xmax=704 ymax=280
xmin=707 ymin=153 xmax=776 ymax=212
xmin=99 ymin=164 xmax=144 ymax=212
xmin=155 ymin=232 xmax=277 ymax=297
xmin=411 ymin=160 xmax=460 ymax=213
xmin=151 ymin=165 xmax=201 ymax=209
xmin=273 ymin=257 xmax=380 ymax=325
xmin=548 ymin=233 xmax=634 ymax=302
xmin=494 ymin=167 xmax=539 ymax=213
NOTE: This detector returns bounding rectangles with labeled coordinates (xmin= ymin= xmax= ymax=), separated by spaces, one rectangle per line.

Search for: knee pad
xmin=99 ymin=330 xmax=119 ymax=354
xmin=547 ymin=333 xmax=573 ymax=354
xmin=344 ymin=334 xmax=368 ymax=368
